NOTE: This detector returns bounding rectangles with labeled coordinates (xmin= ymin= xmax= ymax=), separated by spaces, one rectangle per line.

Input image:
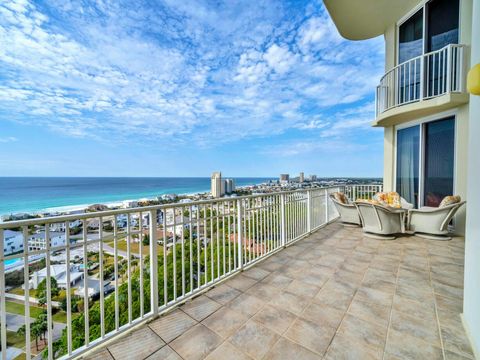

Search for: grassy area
xmin=52 ymin=310 xmax=69 ymax=323
xmin=106 ymin=239 xmax=163 ymax=256
xmin=7 ymin=330 xmax=25 ymax=348
xmin=9 ymin=287 xmax=74 ymax=303
xmin=9 ymin=288 xmax=37 ymax=297
xmin=5 ymin=301 xmax=44 ymax=318
xmin=6 ymin=300 xmax=72 ymax=324
xmin=13 ymin=354 xmax=26 ymax=360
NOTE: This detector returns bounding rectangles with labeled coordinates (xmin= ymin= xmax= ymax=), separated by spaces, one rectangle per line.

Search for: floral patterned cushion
xmin=356 ymin=198 xmax=380 ymax=205
xmin=372 ymin=192 xmax=402 ymax=208
xmin=332 ymin=192 xmax=348 ymax=204
xmin=439 ymin=195 xmax=461 ymax=207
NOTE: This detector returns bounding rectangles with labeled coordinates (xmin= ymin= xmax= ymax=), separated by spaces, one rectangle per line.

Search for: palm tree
xmin=17 ymin=322 xmax=43 ymax=351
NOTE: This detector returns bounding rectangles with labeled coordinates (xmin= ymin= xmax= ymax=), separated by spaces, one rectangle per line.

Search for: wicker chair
xmin=407 ymin=201 xmax=466 ymax=240
xmin=355 ymin=201 xmax=406 ymax=240
xmin=329 ymin=194 xmax=361 ymax=226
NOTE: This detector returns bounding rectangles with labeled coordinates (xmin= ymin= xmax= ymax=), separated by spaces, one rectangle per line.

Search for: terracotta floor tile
xmin=181 ymin=295 xmax=222 ymax=322
xmin=108 ymin=327 xmax=165 ymax=360
xmin=202 ymin=306 xmax=249 ymax=339
xmin=148 ymin=309 xmax=197 ymax=342
xmin=263 ymin=337 xmax=322 ymax=360
xmin=229 ymin=320 xmax=280 ymax=360
xmin=170 ymin=324 xmax=223 ymax=360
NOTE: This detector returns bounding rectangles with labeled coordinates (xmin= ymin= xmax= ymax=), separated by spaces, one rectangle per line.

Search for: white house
xmin=29 ymin=264 xmax=83 ymax=290
xmin=74 ymin=278 xmax=113 ymax=298
xmin=28 ymin=231 xmax=66 ymax=251
xmin=2 ymin=230 xmax=24 ymax=255
xmin=48 ymin=220 xmax=82 ymax=232
xmin=159 ymin=193 xmax=177 ymax=201
xmin=122 ymin=200 xmax=138 ymax=208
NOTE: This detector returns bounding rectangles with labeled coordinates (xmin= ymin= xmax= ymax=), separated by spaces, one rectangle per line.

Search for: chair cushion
xmin=332 ymin=192 xmax=348 ymax=204
xmin=439 ymin=195 xmax=461 ymax=207
xmin=355 ymin=198 xmax=382 ymax=205
xmin=372 ymin=192 xmax=402 ymax=208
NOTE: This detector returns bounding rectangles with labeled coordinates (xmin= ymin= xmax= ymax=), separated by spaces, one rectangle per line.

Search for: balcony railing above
xmin=376 ymin=44 xmax=467 ymax=116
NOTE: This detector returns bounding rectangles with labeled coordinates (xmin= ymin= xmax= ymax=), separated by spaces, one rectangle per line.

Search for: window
xmin=398 ymin=0 xmax=460 ymax=64
xmin=399 ymin=9 xmax=423 ymax=64
xmin=396 ymin=116 xmax=455 ymax=208
xmin=427 ymin=0 xmax=460 ymax=52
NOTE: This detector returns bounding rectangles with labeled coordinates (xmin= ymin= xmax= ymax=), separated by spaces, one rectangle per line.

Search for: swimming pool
xmin=4 ymin=258 xmax=22 ymax=266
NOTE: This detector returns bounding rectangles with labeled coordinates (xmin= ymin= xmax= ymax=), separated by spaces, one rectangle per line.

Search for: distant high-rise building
xmin=299 ymin=172 xmax=304 ymax=183
xmin=279 ymin=174 xmax=289 ymax=183
xmin=225 ymin=179 xmax=235 ymax=194
xmin=310 ymin=175 xmax=317 ymax=181
xmin=211 ymin=172 xmax=224 ymax=198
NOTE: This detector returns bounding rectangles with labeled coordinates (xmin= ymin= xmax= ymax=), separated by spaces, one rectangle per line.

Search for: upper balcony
xmin=375 ymin=44 xmax=469 ymax=127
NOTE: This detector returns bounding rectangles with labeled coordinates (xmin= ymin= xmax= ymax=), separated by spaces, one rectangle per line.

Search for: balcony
xmin=375 ymin=44 xmax=469 ymax=126
xmin=0 ymin=185 xmax=473 ymax=359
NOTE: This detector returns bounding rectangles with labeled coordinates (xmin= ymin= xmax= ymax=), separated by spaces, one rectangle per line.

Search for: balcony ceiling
xmin=324 ymin=0 xmax=420 ymax=40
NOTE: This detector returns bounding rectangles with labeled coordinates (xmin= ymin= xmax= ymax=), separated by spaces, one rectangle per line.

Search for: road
xmin=6 ymin=313 xmax=66 ymax=340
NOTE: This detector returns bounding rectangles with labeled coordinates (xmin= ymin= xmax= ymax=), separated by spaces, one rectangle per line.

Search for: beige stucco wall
xmin=384 ymin=24 xmax=396 ymax=71
xmin=383 ymin=126 xmax=395 ymax=192
xmin=454 ymin=104 xmax=469 ymax=233
xmin=379 ymin=0 xmax=472 ymax=234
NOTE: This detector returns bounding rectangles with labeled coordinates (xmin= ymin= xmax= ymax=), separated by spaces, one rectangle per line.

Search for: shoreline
xmin=0 ymin=182 xmax=261 ymax=220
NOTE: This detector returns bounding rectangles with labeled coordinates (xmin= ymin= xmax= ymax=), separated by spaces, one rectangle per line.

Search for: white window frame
xmin=396 ymin=0 xmax=426 ymax=66
xmin=395 ymin=0 xmax=463 ymax=66
xmin=394 ymin=109 xmax=458 ymax=208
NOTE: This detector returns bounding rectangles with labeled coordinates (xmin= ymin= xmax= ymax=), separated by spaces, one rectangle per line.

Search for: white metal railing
xmin=344 ymin=184 xmax=383 ymax=202
xmin=376 ymin=44 xmax=467 ymax=115
xmin=0 ymin=185 xmax=377 ymax=359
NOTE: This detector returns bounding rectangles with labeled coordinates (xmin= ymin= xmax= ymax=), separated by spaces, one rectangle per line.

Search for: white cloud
xmin=0 ymin=0 xmax=384 ymax=148
xmin=0 ymin=136 xmax=18 ymax=143
xmin=263 ymin=44 xmax=297 ymax=74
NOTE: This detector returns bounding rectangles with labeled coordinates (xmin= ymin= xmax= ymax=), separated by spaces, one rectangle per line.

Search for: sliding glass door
xmin=396 ymin=126 xmax=420 ymax=207
xmin=424 ymin=117 xmax=455 ymax=206
xmin=396 ymin=116 xmax=455 ymax=208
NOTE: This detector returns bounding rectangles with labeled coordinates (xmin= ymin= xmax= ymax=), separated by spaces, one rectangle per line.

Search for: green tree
xmin=60 ymin=295 xmax=81 ymax=313
xmin=142 ymin=234 xmax=150 ymax=246
xmin=37 ymin=277 xmax=60 ymax=307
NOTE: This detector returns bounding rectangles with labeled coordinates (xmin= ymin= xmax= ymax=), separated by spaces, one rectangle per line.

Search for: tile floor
xmin=84 ymin=222 xmax=473 ymax=360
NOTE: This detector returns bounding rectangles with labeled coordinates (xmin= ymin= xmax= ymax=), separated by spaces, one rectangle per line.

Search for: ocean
xmin=0 ymin=177 xmax=274 ymax=216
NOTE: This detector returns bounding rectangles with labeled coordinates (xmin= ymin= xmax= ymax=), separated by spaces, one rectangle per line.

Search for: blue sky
xmin=0 ymin=0 xmax=384 ymax=178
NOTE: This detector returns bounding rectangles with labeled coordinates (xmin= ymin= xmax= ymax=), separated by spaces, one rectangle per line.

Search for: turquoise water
xmin=0 ymin=177 xmax=274 ymax=215
xmin=4 ymin=258 xmax=21 ymax=266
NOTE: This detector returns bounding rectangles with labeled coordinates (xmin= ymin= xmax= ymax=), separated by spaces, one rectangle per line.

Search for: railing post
xmin=420 ymin=53 xmax=425 ymax=100
xmin=280 ymin=194 xmax=286 ymax=248
xmin=446 ymin=45 xmax=452 ymax=93
xmin=237 ymin=199 xmax=243 ymax=270
xmin=459 ymin=45 xmax=465 ymax=92
xmin=307 ymin=190 xmax=312 ymax=233
xmin=149 ymin=210 xmax=159 ymax=316
xmin=0 ymin=229 xmax=6 ymax=360
xmin=325 ymin=188 xmax=329 ymax=224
